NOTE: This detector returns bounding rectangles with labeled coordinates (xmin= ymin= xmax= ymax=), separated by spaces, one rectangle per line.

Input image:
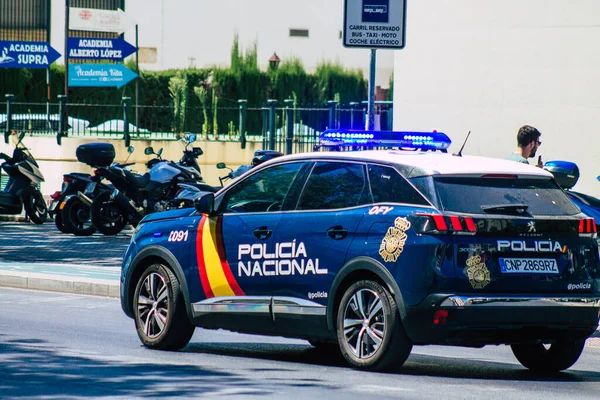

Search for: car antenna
xmin=453 ymin=130 xmax=471 ymax=157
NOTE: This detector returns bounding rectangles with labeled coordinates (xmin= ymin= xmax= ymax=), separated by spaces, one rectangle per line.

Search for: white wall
xmin=49 ymin=0 xmax=394 ymax=87
xmin=393 ymin=0 xmax=600 ymax=197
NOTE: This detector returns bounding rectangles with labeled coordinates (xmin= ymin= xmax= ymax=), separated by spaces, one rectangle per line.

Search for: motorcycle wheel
xmin=54 ymin=208 xmax=72 ymax=233
xmin=24 ymin=190 xmax=48 ymax=224
xmin=62 ymin=197 xmax=96 ymax=236
xmin=91 ymin=191 xmax=128 ymax=235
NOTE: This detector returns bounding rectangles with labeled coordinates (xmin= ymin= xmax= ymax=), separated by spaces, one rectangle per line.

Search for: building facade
xmin=393 ymin=0 xmax=600 ymax=197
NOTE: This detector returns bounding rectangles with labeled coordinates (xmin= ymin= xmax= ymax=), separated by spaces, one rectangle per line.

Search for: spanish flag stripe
xmin=215 ymin=217 xmax=245 ymax=296
xmin=196 ymin=216 xmax=214 ymax=299
xmin=203 ymin=217 xmax=236 ymax=297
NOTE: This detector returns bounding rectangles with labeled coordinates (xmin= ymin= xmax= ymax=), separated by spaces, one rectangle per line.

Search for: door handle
xmin=327 ymin=226 xmax=348 ymax=240
xmin=253 ymin=226 xmax=272 ymax=240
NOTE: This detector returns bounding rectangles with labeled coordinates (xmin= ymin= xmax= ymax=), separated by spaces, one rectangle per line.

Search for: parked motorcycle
xmin=88 ymin=138 xmax=211 ymax=235
xmin=216 ymin=149 xmax=283 ymax=186
xmin=0 ymin=131 xmax=47 ymax=224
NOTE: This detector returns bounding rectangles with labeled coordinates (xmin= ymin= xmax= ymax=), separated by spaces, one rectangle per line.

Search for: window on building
xmin=289 ymin=29 xmax=309 ymax=38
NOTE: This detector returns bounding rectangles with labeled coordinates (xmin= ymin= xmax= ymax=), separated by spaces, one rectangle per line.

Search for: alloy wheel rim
xmin=137 ymin=272 xmax=169 ymax=338
xmin=343 ymin=288 xmax=385 ymax=359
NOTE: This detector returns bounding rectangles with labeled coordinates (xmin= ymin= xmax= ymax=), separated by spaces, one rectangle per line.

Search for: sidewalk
xmin=0 ymin=261 xmax=120 ymax=298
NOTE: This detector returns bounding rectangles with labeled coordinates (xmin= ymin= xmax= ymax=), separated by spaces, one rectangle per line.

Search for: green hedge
xmin=0 ymin=46 xmax=368 ymax=135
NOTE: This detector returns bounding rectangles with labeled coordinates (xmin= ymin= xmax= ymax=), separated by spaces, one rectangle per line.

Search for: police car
xmin=120 ymin=130 xmax=600 ymax=372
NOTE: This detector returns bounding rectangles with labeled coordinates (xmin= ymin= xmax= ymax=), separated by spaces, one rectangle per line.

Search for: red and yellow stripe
xmin=196 ymin=215 xmax=244 ymax=298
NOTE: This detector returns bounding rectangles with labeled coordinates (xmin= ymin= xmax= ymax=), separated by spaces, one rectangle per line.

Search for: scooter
xmin=48 ymin=172 xmax=94 ymax=233
xmin=0 ymin=131 xmax=47 ymax=224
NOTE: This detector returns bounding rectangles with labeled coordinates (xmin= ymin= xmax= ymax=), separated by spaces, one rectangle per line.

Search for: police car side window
xmin=297 ymin=162 xmax=370 ymax=210
xmin=221 ymin=162 xmax=304 ymax=213
xmin=368 ymin=164 xmax=429 ymax=206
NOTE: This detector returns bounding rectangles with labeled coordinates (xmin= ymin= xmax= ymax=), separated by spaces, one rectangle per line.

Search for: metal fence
xmin=1 ymin=96 xmax=394 ymax=154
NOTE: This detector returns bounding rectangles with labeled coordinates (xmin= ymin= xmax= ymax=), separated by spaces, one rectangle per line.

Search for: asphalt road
xmin=0 ymin=220 xmax=130 ymax=267
xmin=2 ymin=287 xmax=600 ymax=400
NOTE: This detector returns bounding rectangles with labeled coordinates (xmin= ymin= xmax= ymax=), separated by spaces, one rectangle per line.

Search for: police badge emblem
xmin=379 ymin=217 xmax=411 ymax=262
xmin=465 ymin=255 xmax=491 ymax=289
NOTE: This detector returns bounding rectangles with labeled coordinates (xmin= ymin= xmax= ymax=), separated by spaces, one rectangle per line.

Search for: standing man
xmin=506 ymin=125 xmax=543 ymax=167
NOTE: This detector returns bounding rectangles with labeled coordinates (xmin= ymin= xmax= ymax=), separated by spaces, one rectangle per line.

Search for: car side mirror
xmin=216 ymin=162 xmax=227 ymax=169
xmin=128 ymin=145 xmax=135 ymax=154
xmin=194 ymin=192 xmax=215 ymax=215
xmin=189 ymin=134 xmax=196 ymax=143
xmin=144 ymin=147 xmax=154 ymax=155
xmin=19 ymin=131 xmax=26 ymax=141
xmin=157 ymin=148 xmax=163 ymax=157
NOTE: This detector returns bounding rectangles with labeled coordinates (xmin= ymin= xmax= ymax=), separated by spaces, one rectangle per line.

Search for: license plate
xmin=84 ymin=182 xmax=96 ymax=194
xmin=499 ymin=258 xmax=559 ymax=274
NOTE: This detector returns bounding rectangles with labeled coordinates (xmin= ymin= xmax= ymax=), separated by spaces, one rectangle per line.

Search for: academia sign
xmin=0 ymin=41 xmax=61 ymax=68
xmin=343 ymin=0 xmax=406 ymax=49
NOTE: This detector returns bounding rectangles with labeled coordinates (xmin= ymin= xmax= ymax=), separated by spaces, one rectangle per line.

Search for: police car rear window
xmin=432 ymin=177 xmax=580 ymax=216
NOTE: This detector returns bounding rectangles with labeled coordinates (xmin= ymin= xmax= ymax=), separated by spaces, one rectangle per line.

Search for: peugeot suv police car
xmin=120 ymin=130 xmax=600 ymax=372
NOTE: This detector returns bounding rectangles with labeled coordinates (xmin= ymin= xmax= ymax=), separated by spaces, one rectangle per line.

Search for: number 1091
xmin=168 ymin=230 xmax=188 ymax=242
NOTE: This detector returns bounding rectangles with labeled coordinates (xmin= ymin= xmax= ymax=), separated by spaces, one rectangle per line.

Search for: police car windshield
xmin=431 ymin=176 xmax=580 ymax=216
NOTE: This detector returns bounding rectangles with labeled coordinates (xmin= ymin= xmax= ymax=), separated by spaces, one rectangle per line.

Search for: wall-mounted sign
xmin=0 ymin=41 xmax=61 ymax=68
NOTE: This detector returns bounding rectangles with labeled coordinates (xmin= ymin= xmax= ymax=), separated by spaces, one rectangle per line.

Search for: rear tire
xmin=133 ymin=263 xmax=195 ymax=350
xmin=62 ymin=197 xmax=96 ymax=236
xmin=336 ymin=280 xmax=412 ymax=371
xmin=24 ymin=190 xmax=47 ymax=224
xmin=54 ymin=208 xmax=72 ymax=233
xmin=91 ymin=191 xmax=127 ymax=235
xmin=511 ymin=340 xmax=586 ymax=372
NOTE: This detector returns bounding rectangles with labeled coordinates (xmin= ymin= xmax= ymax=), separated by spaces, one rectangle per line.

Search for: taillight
xmin=94 ymin=169 xmax=101 ymax=175
xmin=433 ymin=310 xmax=449 ymax=325
xmin=63 ymin=176 xmax=72 ymax=184
xmin=579 ymin=218 xmax=597 ymax=237
xmin=50 ymin=191 xmax=61 ymax=200
xmin=415 ymin=213 xmax=477 ymax=235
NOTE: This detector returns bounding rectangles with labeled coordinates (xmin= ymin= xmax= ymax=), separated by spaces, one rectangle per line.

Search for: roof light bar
xmin=319 ymin=129 xmax=452 ymax=151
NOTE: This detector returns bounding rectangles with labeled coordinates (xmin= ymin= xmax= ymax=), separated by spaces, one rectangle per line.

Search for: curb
xmin=0 ymin=266 xmax=120 ymax=298
xmin=0 ymin=274 xmax=119 ymax=298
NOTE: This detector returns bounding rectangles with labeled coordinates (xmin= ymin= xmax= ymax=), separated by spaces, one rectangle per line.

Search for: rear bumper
xmin=403 ymin=294 xmax=600 ymax=346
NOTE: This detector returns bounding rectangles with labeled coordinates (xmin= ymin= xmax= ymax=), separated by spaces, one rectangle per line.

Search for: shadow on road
xmin=0 ymin=337 xmax=271 ymax=398
xmin=0 ymin=222 xmax=129 ymax=267
xmin=186 ymin=341 xmax=600 ymax=382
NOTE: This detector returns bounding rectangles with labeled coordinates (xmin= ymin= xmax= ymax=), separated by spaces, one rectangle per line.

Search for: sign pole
xmin=367 ymin=49 xmax=377 ymax=131
xmin=64 ymin=0 xmax=69 ymax=97
xmin=135 ymin=24 xmax=139 ymax=134
xmin=343 ymin=0 xmax=406 ymax=130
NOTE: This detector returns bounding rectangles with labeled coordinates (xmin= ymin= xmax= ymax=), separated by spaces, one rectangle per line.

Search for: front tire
xmin=133 ymin=264 xmax=195 ymax=350
xmin=24 ymin=190 xmax=47 ymax=224
xmin=91 ymin=191 xmax=127 ymax=235
xmin=511 ymin=340 xmax=586 ymax=372
xmin=62 ymin=197 xmax=96 ymax=236
xmin=336 ymin=280 xmax=412 ymax=371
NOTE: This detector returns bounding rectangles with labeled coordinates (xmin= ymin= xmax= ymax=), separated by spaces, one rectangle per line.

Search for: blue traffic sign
xmin=68 ymin=64 xmax=138 ymax=88
xmin=68 ymin=37 xmax=137 ymax=61
xmin=0 ymin=41 xmax=61 ymax=68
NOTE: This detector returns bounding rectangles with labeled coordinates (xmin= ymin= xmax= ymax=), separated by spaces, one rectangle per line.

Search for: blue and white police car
xmin=120 ymin=130 xmax=600 ymax=372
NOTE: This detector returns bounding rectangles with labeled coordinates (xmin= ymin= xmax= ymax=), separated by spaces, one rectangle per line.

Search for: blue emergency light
xmin=319 ymin=129 xmax=452 ymax=151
